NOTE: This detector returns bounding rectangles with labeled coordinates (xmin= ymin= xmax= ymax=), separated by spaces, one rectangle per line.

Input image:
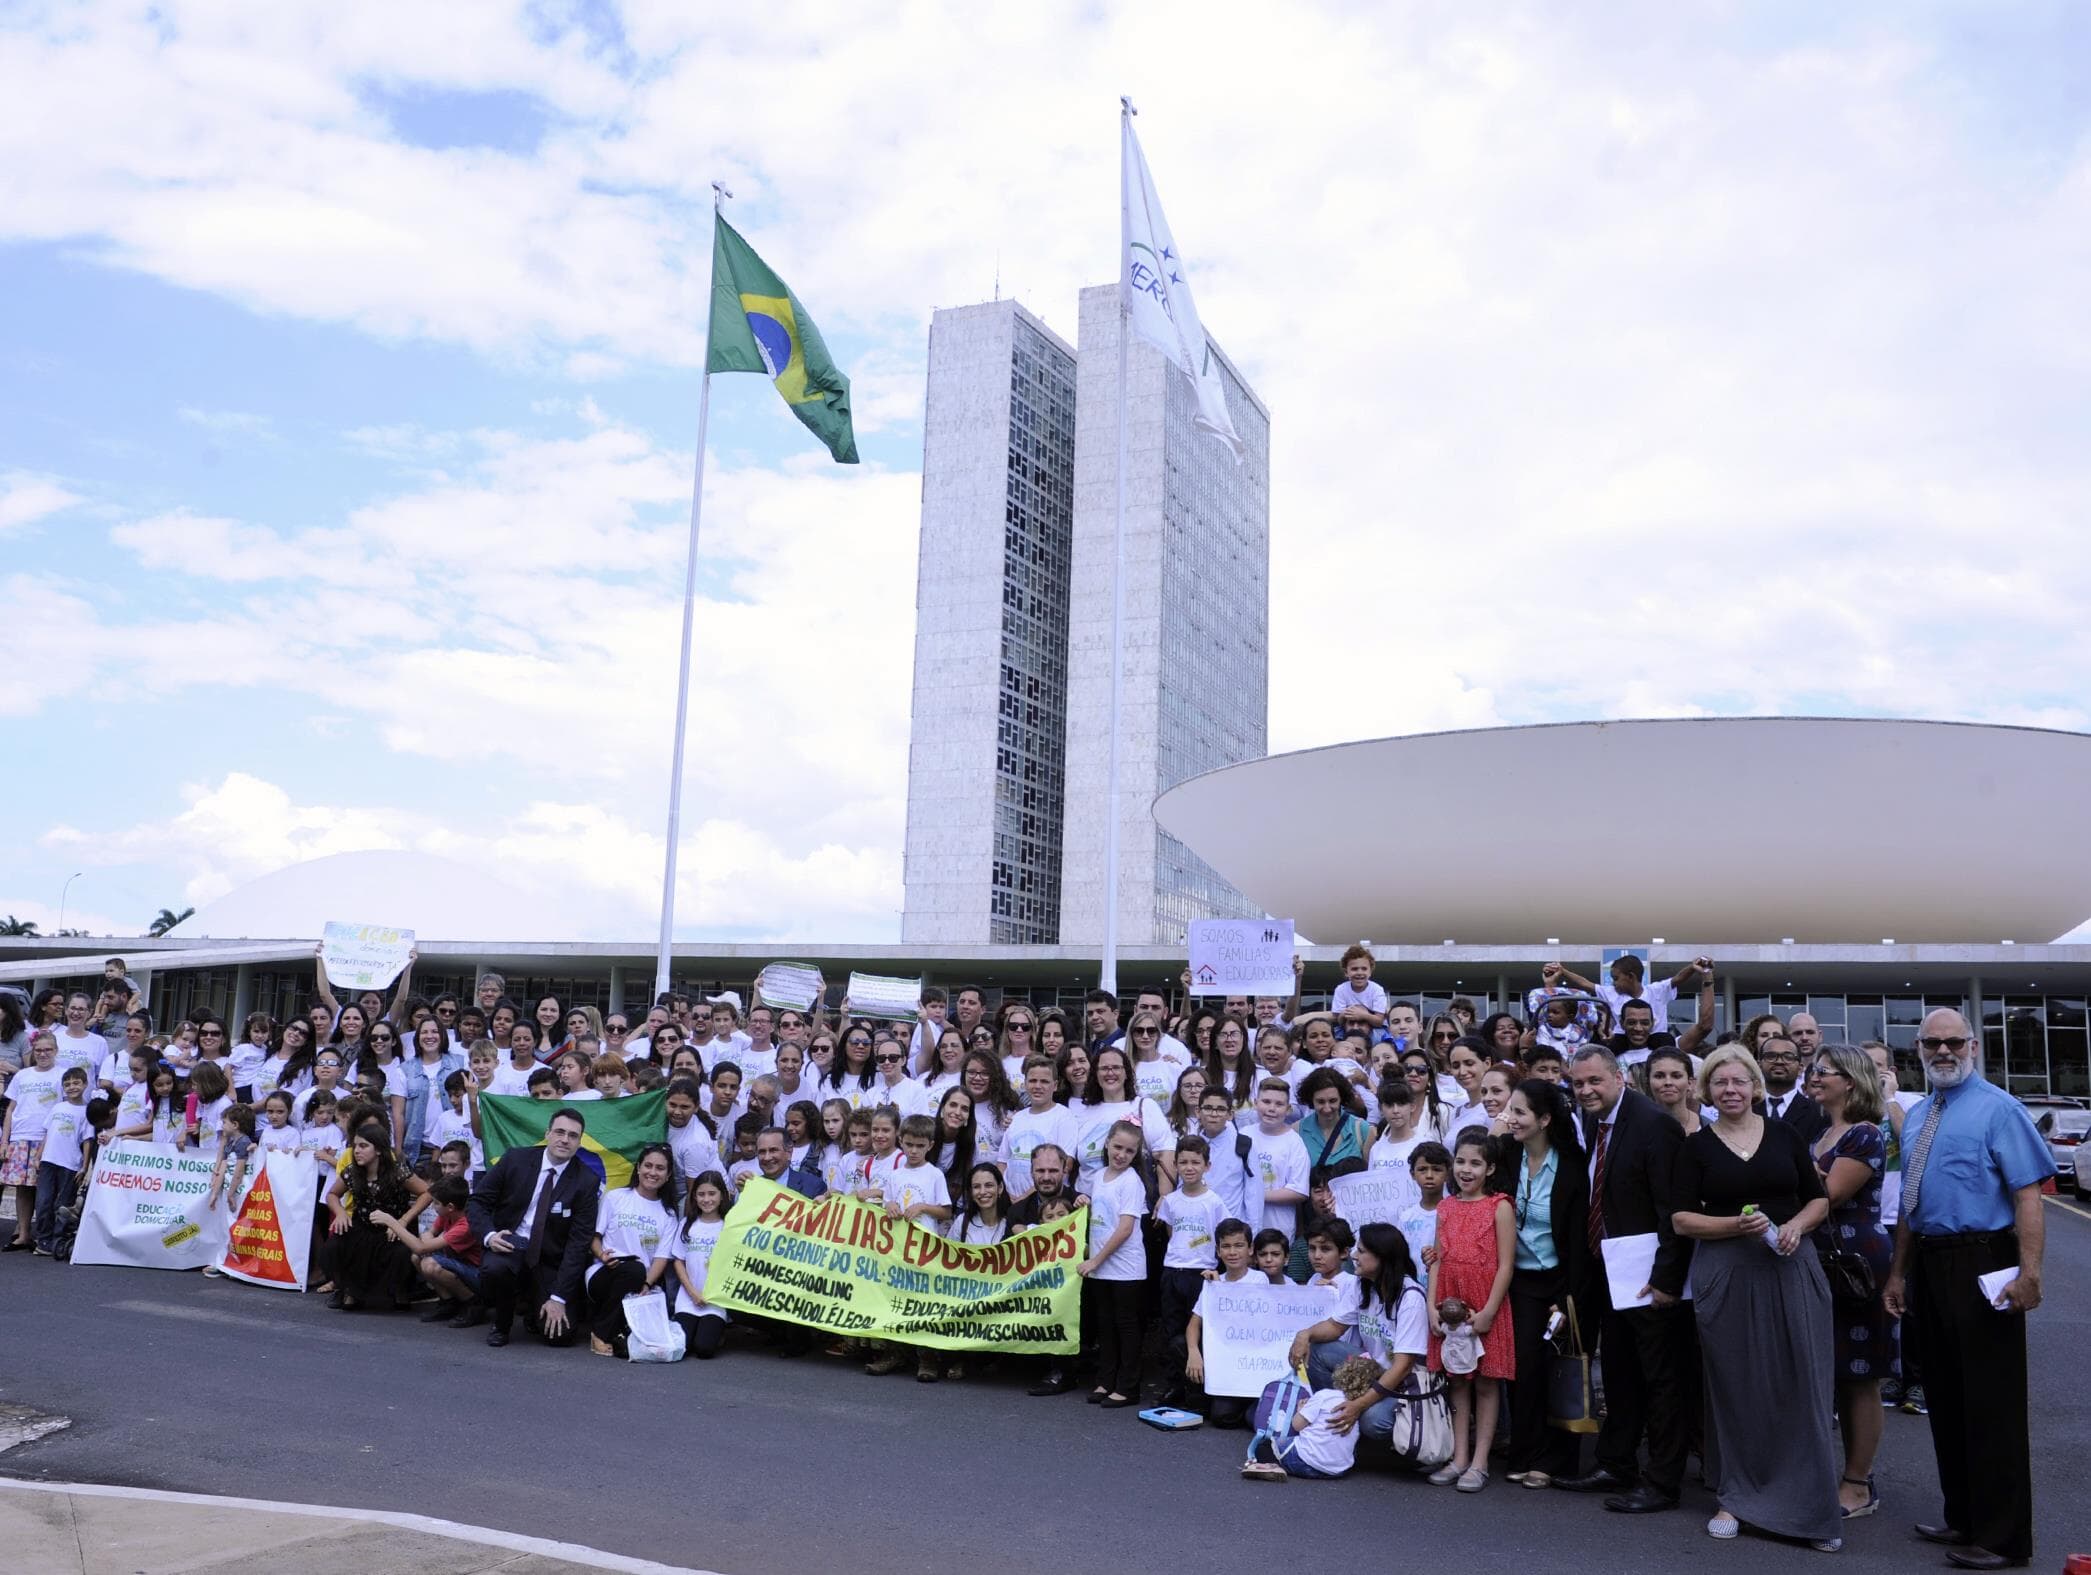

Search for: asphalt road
xmin=4 ymin=1200 xmax=2090 ymax=1575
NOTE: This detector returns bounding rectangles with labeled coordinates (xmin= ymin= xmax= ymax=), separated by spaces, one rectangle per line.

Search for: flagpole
xmin=1102 ymin=98 xmax=1134 ymax=1000
xmin=655 ymin=180 xmax=732 ymax=1003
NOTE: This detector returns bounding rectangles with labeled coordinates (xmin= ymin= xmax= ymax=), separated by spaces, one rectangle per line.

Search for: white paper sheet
xmin=1601 ymin=1232 xmax=1659 ymax=1308
xmin=1977 ymin=1267 xmax=2019 ymax=1309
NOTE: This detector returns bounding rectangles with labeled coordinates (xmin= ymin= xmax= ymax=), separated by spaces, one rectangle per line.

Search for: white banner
xmin=845 ymin=971 xmax=921 ymax=1021
xmin=216 ymin=1150 xmax=319 ymax=1291
xmin=320 ymin=920 xmax=416 ymax=992
xmin=1199 ymin=1278 xmax=1344 ymax=1397
xmin=71 ymin=1142 xmax=229 ymax=1271
xmin=754 ymin=962 xmax=825 ymax=1012
xmin=1328 ymin=1168 xmax=1421 ymax=1240
xmin=1187 ymin=919 xmax=1295 ymax=997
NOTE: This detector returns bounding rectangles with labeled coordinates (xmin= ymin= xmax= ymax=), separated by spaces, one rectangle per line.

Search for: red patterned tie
xmin=1586 ymin=1120 xmax=1610 ymax=1258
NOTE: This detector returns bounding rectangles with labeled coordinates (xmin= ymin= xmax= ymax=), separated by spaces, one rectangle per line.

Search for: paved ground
xmin=3 ymin=1198 xmax=2089 ymax=1575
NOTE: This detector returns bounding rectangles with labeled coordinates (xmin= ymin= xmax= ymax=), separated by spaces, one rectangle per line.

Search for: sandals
xmin=1456 ymin=1467 xmax=1489 ymax=1493
xmin=1838 ymin=1474 xmax=1878 ymax=1520
xmin=1240 ymin=1461 xmax=1288 ymax=1482
xmin=1707 ymin=1511 xmax=1739 ymax=1540
xmin=1427 ymin=1462 xmax=1464 ymax=1486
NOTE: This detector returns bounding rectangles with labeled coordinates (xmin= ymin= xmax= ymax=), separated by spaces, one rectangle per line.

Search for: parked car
xmin=2026 ymin=1103 xmax=2091 ymax=1195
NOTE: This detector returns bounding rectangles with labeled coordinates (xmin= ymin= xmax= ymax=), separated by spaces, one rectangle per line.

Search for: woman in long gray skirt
xmin=1672 ymin=1042 xmax=1841 ymax=1551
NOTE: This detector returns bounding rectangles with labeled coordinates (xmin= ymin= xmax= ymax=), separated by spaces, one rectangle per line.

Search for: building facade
xmin=1056 ymin=282 xmax=1271 ymax=948
xmin=902 ymin=301 xmax=1078 ymax=945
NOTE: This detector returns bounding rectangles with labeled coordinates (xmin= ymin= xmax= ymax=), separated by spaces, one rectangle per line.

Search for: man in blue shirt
xmin=1883 ymin=1009 xmax=2052 ymax=1571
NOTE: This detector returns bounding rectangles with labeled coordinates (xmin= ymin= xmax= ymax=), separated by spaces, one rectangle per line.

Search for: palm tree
xmin=0 ymin=915 xmax=39 ymax=936
xmin=147 ymin=906 xmax=195 ymax=937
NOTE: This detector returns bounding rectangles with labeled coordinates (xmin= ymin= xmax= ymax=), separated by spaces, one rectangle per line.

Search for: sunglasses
xmin=606 ymin=1022 xmax=628 ymax=1032
xmin=1132 ymin=1027 xmax=1160 ymax=1038
xmin=1008 ymin=1022 xmax=1033 ymax=1032
xmin=200 ymin=1028 xmax=225 ymax=1038
xmin=875 ymin=1053 xmax=905 ymax=1065
xmin=1916 ymin=1036 xmax=1971 ymax=1053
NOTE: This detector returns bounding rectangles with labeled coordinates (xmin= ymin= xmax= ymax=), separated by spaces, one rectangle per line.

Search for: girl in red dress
xmin=1427 ymin=1129 xmax=1517 ymax=1491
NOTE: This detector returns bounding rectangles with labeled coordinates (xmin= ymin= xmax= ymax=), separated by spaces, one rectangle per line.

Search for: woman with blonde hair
xmin=1672 ymin=1044 xmax=1840 ymax=1550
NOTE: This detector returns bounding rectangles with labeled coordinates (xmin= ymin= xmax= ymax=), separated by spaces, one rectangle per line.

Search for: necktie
xmin=1901 ymin=1097 xmax=1947 ymax=1222
xmin=1586 ymin=1119 xmax=1611 ymax=1257
xmin=521 ymin=1163 xmax=560 ymax=1265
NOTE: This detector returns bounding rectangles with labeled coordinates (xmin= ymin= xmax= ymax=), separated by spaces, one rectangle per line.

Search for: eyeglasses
xmin=1431 ymin=1033 xmax=1457 ymax=1044
xmin=1759 ymin=1049 xmax=1799 ymax=1061
xmin=1916 ymin=1036 xmax=1971 ymax=1053
xmin=606 ymin=1022 xmax=628 ymax=1032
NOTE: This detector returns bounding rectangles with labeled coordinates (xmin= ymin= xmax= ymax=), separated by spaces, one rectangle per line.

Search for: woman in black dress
xmin=1672 ymin=1045 xmax=1840 ymax=1551
xmin=325 ymin=1121 xmax=429 ymax=1310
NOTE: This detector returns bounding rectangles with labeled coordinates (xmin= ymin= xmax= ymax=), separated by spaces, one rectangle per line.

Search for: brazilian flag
xmin=478 ymin=1091 xmax=667 ymax=1191
xmin=708 ymin=217 xmax=858 ymax=463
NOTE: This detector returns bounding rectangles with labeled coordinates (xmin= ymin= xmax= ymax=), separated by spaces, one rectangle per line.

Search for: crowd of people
xmin=0 ymin=947 xmax=2057 ymax=1565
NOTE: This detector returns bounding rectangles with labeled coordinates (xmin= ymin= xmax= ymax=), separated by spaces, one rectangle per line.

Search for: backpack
xmin=1245 ymin=1366 xmax=1313 ymax=1469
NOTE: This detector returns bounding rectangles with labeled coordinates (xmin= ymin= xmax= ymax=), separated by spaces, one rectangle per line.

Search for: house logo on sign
xmin=1193 ymin=964 xmax=1220 ymax=987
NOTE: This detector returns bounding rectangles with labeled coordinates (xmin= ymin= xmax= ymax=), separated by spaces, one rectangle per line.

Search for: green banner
xmin=707 ymin=1178 xmax=1087 ymax=1354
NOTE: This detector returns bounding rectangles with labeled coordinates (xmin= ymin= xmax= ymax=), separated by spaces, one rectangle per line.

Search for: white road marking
xmin=0 ymin=1477 xmax=723 ymax=1575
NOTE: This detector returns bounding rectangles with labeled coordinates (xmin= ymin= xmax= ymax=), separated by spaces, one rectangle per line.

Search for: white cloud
xmin=177 ymin=405 xmax=275 ymax=438
xmin=0 ymin=471 xmax=82 ymax=532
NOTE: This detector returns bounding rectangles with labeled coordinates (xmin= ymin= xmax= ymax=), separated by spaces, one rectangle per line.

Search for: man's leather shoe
xmin=1027 ymin=1369 xmax=1074 ymax=1396
xmin=1553 ymin=1468 xmax=1630 ymax=1493
xmin=450 ymin=1305 xmax=487 ymax=1329
xmin=1944 ymin=1550 xmax=2017 ymax=1571
xmin=485 ymin=1328 xmax=510 ymax=1347
xmin=1604 ymin=1487 xmax=1680 ymax=1514
xmin=1914 ymin=1523 xmax=1970 ymax=1547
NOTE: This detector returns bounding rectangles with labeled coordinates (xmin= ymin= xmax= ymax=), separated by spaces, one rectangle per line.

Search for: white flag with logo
xmin=1122 ymin=118 xmax=1243 ymax=462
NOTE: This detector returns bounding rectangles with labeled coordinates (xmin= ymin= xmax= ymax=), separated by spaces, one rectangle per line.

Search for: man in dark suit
xmin=1759 ymin=1029 xmax=1828 ymax=1143
xmin=752 ymin=1128 xmax=826 ymax=1199
xmin=464 ymin=1107 xmax=602 ymax=1348
xmin=1556 ymin=1046 xmax=1696 ymax=1513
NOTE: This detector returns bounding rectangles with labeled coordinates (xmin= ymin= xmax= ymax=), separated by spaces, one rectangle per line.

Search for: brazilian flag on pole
xmin=478 ymin=1091 xmax=667 ymax=1191
xmin=707 ymin=217 xmax=859 ymax=463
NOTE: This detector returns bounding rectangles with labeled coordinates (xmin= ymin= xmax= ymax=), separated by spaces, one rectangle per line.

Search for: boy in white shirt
xmin=1194 ymin=1089 xmax=1252 ymax=1218
xmin=663 ymin=1078 xmax=721 ymax=1194
xmin=1155 ymin=1135 xmax=1227 ymax=1405
xmin=1398 ymin=1142 xmax=1451 ymax=1274
xmin=1244 ymin=1079 xmax=1310 ymax=1239
xmin=1327 ymin=944 xmax=1389 ymax=1027
xmin=999 ymin=1058 xmax=1080 ymax=1199
xmin=31 ymin=1067 xmax=92 ymax=1254
xmin=1185 ymin=1220 xmax=1261 ymax=1427
xmin=865 ymin=1115 xmax=953 ymax=1382
xmin=427 ymin=1071 xmax=483 ymax=1173
xmin=1369 ymin=1082 xmax=1426 ymax=1174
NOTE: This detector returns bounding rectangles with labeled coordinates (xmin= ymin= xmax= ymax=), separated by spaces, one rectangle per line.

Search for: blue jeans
xmin=32 ymin=1161 xmax=77 ymax=1252
xmin=1307 ymin=1336 xmax=1360 ymax=1388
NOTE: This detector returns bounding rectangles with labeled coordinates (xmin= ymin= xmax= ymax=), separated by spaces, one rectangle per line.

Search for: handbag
xmin=1816 ymin=1243 xmax=1876 ymax=1304
xmin=622 ymin=1288 xmax=685 ymax=1363
xmin=1384 ymin=1285 xmax=1455 ymax=1468
xmin=1546 ymin=1295 xmax=1602 ymax=1434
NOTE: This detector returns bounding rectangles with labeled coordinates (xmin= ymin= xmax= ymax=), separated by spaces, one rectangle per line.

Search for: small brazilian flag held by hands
xmin=479 ymin=1090 xmax=667 ymax=1191
xmin=708 ymin=217 xmax=858 ymax=463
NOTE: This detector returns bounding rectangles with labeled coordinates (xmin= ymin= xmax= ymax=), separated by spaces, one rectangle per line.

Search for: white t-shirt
xmin=115 ymin=1082 xmax=153 ymax=1136
xmin=667 ymin=1119 xmax=722 ymax=1187
xmin=40 ymin=1100 xmax=89 ymax=1171
xmin=1086 ymin=1168 xmax=1149 ymax=1280
xmin=51 ymin=1030 xmax=108 ymax=1086
xmin=714 ymin=1041 xmax=776 ymax=1080
xmin=1245 ymin=1126 xmax=1310 ymax=1238
xmin=1069 ymin=1097 xmax=1174 ymax=1189
xmin=254 ymin=1054 xmax=292 ymax=1101
xmin=868 ymin=1076 xmax=929 ymax=1120
xmin=292 ymin=1085 xmax=349 ymax=1125
xmin=1370 ymin=1133 xmax=1424 ymax=1173
xmin=586 ymin=1188 xmax=675 ymax=1285
xmin=229 ymin=1043 xmax=269 ymax=1089
xmin=1335 ymin=1275 xmax=1431 ymax=1365
xmin=671 ymin=1217 xmax=728 ymax=1321
xmin=949 ymin=1213 xmax=1010 ymax=1245
xmin=1286 ymin=1389 xmax=1361 ymax=1477
xmin=999 ymin=1105 xmax=1080 ymax=1197
xmin=826 ymin=1146 xmax=872 ymax=1197
xmin=563 ymin=1088 xmax=604 ymax=1102
xmin=1597 ymin=977 xmax=1678 ymax=1036
xmin=299 ymin=1120 xmax=346 ymax=1164
xmin=6 ymin=1066 xmax=64 ymax=1140
xmin=1330 ymin=980 xmax=1390 ymax=1017
xmin=883 ymin=1160 xmax=950 ymax=1223
xmin=1155 ymin=1186 xmax=1226 ymax=1270
xmin=259 ymin=1122 xmax=304 ymax=1154
xmin=1129 ymin=1047 xmax=1194 ymax=1105
xmin=486 ymin=1062 xmax=537 ymax=1097
xmin=191 ymin=1095 xmax=233 ymax=1158
xmin=427 ymin=1106 xmax=482 ymax=1172
xmin=1398 ymin=1203 xmax=1439 ymax=1275
xmin=727 ymin=1159 xmax=761 ymax=1193
xmin=1196 ymin=1126 xmax=1252 ymax=1219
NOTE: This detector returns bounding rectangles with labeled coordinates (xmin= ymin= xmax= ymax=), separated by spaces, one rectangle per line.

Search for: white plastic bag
xmin=623 ymin=1289 xmax=685 ymax=1362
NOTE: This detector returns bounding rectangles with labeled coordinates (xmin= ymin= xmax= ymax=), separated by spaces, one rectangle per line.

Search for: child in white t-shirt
xmin=1398 ymin=1141 xmax=1452 ymax=1275
xmin=1371 ymin=1081 xmax=1425 ymax=1172
xmin=1241 ymin=1354 xmax=1385 ymax=1480
xmin=1079 ymin=1121 xmax=1150 ymax=1407
xmin=999 ymin=1058 xmax=1080 ymax=1199
xmin=1244 ymin=1080 xmax=1310 ymax=1239
xmin=185 ymin=1062 xmax=234 ymax=1158
xmin=258 ymin=1092 xmax=303 ymax=1152
xmin=669 ymin=1172 xmax=732 ymax=1359
xmin=30 ymin=1067 xmax=92 ymax=1254
xmin=1155 ymin=1136 xmax=1228 ymax=1405
xmin=427 ymin=1072 xmax=483 ymax=1172
xmin=1186 ymin=1219 xmax=1260 ymax=1426
xmin=866 ymin=1116 xmax=955 ymax=1382
xmin=1328 ymin=945 xmax=1389 ymax=1026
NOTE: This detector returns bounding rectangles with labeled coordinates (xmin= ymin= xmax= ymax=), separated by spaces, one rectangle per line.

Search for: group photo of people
xmin=0 ymin=946 xmax=2056 ymax=1567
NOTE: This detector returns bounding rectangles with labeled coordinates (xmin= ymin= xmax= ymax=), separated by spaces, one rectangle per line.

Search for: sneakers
xmin=1899 ymin=1384 xmax=1928 ymax=1415
xmin=1241 ymin=1461 xmax=1288 ymax=1482
xmin=1707 ymin=1512 xmax=1740 ymax=1540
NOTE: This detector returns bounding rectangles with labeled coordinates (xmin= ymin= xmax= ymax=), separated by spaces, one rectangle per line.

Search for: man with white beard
xmin=1882 ymin=1009 xmax=2052 ymax=1572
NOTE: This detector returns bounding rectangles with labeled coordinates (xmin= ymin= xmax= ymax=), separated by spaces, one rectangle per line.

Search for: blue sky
xmin=3 ymin=2 xmax=2089 ymax=944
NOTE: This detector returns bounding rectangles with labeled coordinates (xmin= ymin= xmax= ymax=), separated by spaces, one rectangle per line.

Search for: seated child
xmin=1241 ymin=1354 xmax=1384 ymax=1481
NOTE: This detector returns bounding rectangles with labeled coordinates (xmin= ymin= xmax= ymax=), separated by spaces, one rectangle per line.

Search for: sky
xmin=3 ymin=1 xmax=2089 ymax=945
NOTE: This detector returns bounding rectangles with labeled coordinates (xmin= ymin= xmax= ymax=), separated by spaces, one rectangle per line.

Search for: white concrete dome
xmin=1152 ymin=717 xmax=2091 ymax=946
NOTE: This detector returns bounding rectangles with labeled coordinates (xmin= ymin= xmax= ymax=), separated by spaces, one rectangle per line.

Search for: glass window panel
xmin=2048 ymin=1027 xmax=2088 ymax=1098
xmin=1845 ymin=1003 xmax=1886 ymax=1046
